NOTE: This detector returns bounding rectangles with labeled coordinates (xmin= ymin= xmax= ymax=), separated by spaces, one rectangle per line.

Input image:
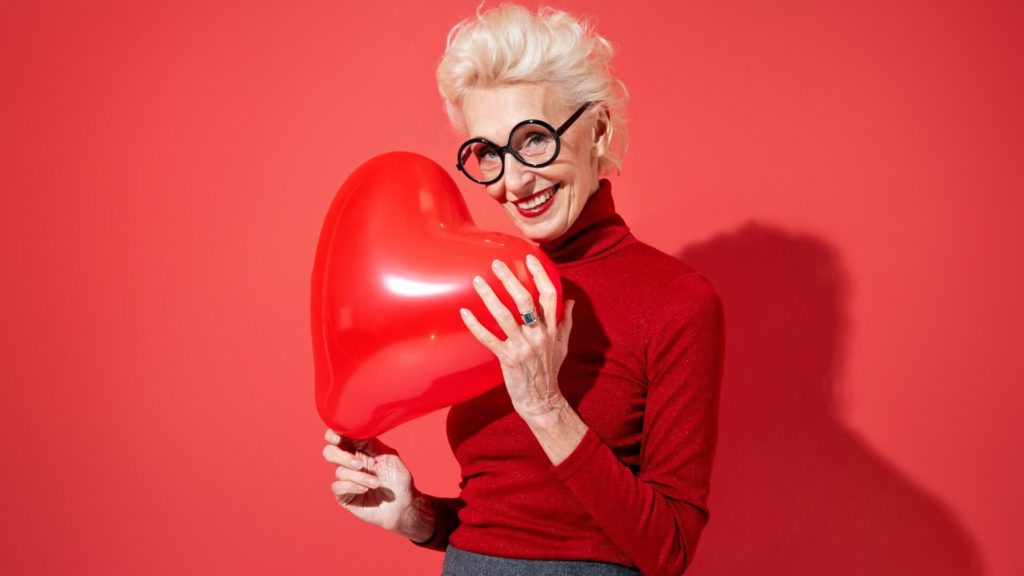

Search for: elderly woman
xmin=322 ymin=4 xmax=724 ymax=576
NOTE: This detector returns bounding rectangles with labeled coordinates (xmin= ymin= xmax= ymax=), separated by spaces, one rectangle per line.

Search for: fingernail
xmin=526 ymin=254 xmax=537 ymax=266
xmin=492 ymin=259 xmax=506 ymax=271
xmin=350 ymin=459 xmax=363 ymax=469
xmin=460 ymin=308 xmax=469 ymax=317
xmin=369 ymin=478 xmax=381 ymax=488
xmin=473 ymin=276 xmax=484 ymax=286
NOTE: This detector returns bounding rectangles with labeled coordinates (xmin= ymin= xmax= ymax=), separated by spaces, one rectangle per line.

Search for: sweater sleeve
xmin=408 ymin=494 xmax=465 ymax=551
xmin=551 ymin=272 xmax=725 ymax=576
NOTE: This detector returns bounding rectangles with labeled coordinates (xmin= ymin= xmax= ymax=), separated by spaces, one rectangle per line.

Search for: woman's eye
xmin=520 ymin=133 xmax=552 ymax=155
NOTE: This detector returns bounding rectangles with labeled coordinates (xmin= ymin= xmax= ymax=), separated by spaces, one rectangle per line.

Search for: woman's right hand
xmin=322 ymin=429 xmax=434 ymax=540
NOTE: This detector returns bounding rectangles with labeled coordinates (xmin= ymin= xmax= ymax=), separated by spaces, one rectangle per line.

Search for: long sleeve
xmin=409 ymin=495 xmax=465 ymax=552
xmin=550 ymin=272 xmax=725 ymax=576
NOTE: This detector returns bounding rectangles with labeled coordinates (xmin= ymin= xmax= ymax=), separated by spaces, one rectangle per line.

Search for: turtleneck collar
xmin=538 ymin=178 xmax=632 ymax=264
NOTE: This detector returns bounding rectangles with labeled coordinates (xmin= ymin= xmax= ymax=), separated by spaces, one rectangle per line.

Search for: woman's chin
xmin=518 ymin=221 xmax=564 ymax=244
xmin=511 ymin=204 xmax=567 ymax=242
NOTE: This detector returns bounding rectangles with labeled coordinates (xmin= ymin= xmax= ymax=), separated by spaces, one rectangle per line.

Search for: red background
xmin=2 ymin=1 xmax=1021 ymax=574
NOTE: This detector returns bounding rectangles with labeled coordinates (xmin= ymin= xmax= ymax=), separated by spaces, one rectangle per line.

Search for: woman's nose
xmin=501 ymin=152 xmax=534 ymax=192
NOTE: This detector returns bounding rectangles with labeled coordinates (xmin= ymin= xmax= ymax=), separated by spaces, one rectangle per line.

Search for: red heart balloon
xmin=311 ymin=151 xmax=562 ymax=439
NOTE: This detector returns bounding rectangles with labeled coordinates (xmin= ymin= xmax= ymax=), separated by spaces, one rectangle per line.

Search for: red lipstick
xmin=512 ymin=185 xmax=558 ymax=218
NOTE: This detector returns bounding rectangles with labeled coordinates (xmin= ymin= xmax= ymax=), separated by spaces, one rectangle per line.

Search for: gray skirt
xmin=441 ymin=544 xmax=642 ymax=576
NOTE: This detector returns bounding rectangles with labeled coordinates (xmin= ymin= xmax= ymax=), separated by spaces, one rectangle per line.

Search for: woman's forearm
xmin=524 ymin=399 xmax=589 ymax=466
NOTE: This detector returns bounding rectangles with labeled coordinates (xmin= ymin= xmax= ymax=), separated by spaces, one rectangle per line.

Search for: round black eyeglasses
xmin=456 ymin=101 xmax=593 ymax=185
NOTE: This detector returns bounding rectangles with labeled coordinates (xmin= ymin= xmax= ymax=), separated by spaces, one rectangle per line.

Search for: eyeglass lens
xmin=459 ymin=123 xmax=557 ymax=183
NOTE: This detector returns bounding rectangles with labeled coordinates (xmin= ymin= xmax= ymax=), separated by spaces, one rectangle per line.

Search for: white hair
xmin=436 ymin=3 xmax=629 ymax=176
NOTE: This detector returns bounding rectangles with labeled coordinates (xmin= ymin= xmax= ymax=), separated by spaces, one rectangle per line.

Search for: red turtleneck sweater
xmin=412 ymin=179 xmax=725 ymax=576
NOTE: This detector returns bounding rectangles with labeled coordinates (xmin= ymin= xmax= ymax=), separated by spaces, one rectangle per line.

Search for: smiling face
xmin=460 ymin=83 xmax=606 ymax=242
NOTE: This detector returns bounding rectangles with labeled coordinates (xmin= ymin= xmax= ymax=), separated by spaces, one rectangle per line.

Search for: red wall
xmin=2 ymin=1 xmax=1020 ymax=574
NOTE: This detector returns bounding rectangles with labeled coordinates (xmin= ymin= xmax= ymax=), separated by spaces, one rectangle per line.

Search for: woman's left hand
xmin=460 ymin=254 xmax=575 ymax=422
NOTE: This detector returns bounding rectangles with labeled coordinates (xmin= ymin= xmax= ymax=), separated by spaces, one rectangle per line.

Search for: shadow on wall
xmin=678 ymin=222 xmax=982 ymax=576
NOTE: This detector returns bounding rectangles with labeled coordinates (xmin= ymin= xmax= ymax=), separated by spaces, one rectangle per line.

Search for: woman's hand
xmin=322 ymin=429 xmax=434 ymax=541
xmin=460 ymin=254 xmax=576 ymax=423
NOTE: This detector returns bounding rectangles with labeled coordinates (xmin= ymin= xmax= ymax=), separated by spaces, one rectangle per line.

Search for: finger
xmin=558 ymin=299 xmax=576 ymax=341
xmin=460 ymin=307 xmax=507 ymax=354
xmin=491 ymin=259 xmax=539 ymax=322
xmin=526 ymin=254 xmax=559 ymax=327
xmin=335 ymin=466 xmax=382 ymax=489
xmin=472 ymin=275 xmax=525 ymax=343
xmin=322 ymin=444 xmax=365 ymax=470
xmin=325 ymin=429 xmax=341 ymax=445
xmin=334 ymin=479 xmax=370 ymax=494
xmin=331 ymin=480 xmax=369 ymax=503
xmin=346 ymin=437 xmax=391 ymax=473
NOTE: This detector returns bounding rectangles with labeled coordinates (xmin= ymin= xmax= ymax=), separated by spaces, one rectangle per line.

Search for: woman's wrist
xmin=524 ymin=400 xmax=588 ymax=466
xmin=398 ymin=490 xmax=436 ymax=543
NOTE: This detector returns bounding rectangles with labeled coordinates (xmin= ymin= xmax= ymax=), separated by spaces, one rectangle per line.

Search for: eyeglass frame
xmin=456 ymin=101 xmax=594 ymax=185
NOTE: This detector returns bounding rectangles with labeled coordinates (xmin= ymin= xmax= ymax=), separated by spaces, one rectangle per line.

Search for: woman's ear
xmin=591 ymin=107 xmax=612 ymax=159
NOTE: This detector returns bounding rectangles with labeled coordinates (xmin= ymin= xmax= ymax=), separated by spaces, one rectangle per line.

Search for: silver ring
xmin=521 ymin=310 xmax=539 ymax=326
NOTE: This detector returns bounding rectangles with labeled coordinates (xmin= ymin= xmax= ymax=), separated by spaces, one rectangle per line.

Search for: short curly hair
xmin=436 ymin=3 xmax=629 ymax=176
